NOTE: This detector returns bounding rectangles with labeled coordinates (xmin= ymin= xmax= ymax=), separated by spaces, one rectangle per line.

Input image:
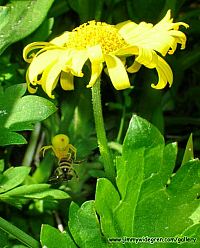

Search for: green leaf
xmin=95 ymin=115 xmax=200 ymax=246
xmin=0 ymin=5 xmax=9 ymax=30
xmin=0 ymin=84 xmax=57 ymax=146
xmin=161 ymin=142 xmax=177 ymax=185
xmin=0 ymin=228 xmax=8 ymax=247
xmin=0 ymin=159 xmax=4 ymax=172
xmin=0 ymin=184 xmax=69 ymax=200
xmin=24 ymin=17 xmax=54 ymax=43
xmin=48 ymin=0 xmax=70 ymax=17
xmin=0 ymin=0 xmax=54 ymax=54
xmin=6 ymin=95 xmax=57 ymax=129
xmin=40 ymin=224 xmax=77 ymax=248
xmin=0 ymin=84 xmax=26 ymax=128
xmin=68 ymin=201 xmax=107 ymax=248
xmin=9 ymin=246 xmax=28 ymax=248
xmin=126 ymin=0 xmax=165 ymax=22
xmin=121 ymin=115 xmax=165 ymax=202
xmin=114 ymin=155 xmax=144 ymax=236
xmin=168 ymin=159 xmax=199 ymax=198
xmin=95 ymin=178 xmax=120 ymax=237
xmin=182 ymin=133 xmax=194 ymax=166
xmin=0 ymin=166 xmax=30 ymax=193
xmin=0 ymin=129 xmax=27 ymax=145
xmin=179 ymin=46 xmax=200 ymax=70
xmin=134 ymin=159 xmax=200 ymax=242
xmin=0 ymin=183 xmax=69 ymax=208
xmin=2 ymin=82 xmax=27 ymax=99
xmin=68 ymin=0 xmax=104 ymax=22
xmin=180 ymin=223 xmax=200 ymax=247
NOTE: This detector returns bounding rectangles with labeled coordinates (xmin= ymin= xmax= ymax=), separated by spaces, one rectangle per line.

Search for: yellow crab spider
xmin=40 ymin=134 xmax=77 ymax=162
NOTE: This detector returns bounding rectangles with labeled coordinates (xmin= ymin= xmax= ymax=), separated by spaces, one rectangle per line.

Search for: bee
xmin=40 ymin=134 xmax=79 ymax=182
xmin=49 ymin=158 xmax=78 ymax=183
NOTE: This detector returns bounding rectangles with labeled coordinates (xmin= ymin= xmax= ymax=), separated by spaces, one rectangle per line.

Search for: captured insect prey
xmin=40 ymin=134 xmax=82 ymax=183
xmin=49 ymin=158 xmax=81 ymax=183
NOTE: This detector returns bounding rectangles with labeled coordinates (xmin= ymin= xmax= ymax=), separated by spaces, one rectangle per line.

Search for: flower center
xmin=66 ymin=21 xmax=127 ymax=54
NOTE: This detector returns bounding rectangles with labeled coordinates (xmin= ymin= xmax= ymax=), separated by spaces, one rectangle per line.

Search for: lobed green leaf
xmin=181 ymin=133 xmax=194 ymax=166
xmin=40 ymin=224 xmax=77 ymax=248
xmin=68 ymin=201 xmax=108 ymax=248
xmin=95 ymin=115 xmax=200 ymax=247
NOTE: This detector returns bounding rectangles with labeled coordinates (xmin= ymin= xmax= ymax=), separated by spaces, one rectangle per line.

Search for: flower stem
xmin=91 ymin=78 xmax=115 ymax=183
xmin=0 ymin=217 xmax=40 ymax=248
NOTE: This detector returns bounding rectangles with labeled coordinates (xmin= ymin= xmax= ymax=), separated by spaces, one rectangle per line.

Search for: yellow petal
xmin=87 ymin=45 xmax=104 ymax=63
xmin=60 ymin=71 xmax=74 ymax=90
xmin=117 ymin=21 xmax=150 ymax=40
xmin=87 ymin=45 xmax=104 ymax=87
xmin=114 ymin=45 xmax=140 ymax=73
xmin=50 ymin=32 xmax=69 ymax=46
xmin=117 ymin=10 xmax=188 ymax=56
xmin=168 ymin=30 xmax=187 ymax=50
xmin=155 ymin=9 xmax=172 ymax=27
xmin=23 ymin=42 xmax=50 ymax=63
xmin=105 ymin=54 xmax=131 ymax=90
xmin=40 ymin=59 xmax=65 ymax=98
xmin=155 ymin=10 xmax=189 ymax=30
xmin=114 ymin=45 xmax=139 ymax=56
xmin=135 ymin=47 xmax=158 ymax=68
xmin=28 ymin=49 xmax=64 ymax=83
xmin=118 ymin=21 xmax=153 ymax=45
xmin=26 ymin=69 xmax=38 ymax=94
xmin=87 ymin=64 xmax=103 ymax=88
xmin=70 ymin=49 xmax=88 ymax=77
xmin=151 ymin=56 xmax=173 ymax=89
xmin=27 ymin=84 xmax=37 ymax=94
xmin=127 ymin=61 xmax=141 ymax=73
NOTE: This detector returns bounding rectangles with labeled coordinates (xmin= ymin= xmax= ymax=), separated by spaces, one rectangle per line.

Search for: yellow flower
xmin=23 ymin=10 xmax=188 ymax=98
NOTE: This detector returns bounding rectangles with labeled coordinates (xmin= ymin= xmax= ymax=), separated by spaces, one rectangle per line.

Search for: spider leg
xmin=40 ymin=145 xmax=53 ymax=157
xmin=68 ymin=144 xmax=77 ymax=160
xmin=66 ymin=153 xmax=72 ymax=161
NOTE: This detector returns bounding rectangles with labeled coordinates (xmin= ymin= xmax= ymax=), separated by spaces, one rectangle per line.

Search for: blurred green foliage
xmin=0 ymin=0 xmax=199 ymax=247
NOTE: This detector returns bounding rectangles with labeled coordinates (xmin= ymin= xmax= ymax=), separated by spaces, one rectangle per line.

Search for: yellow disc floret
xmin=66 ymin=21 xmax=127 ymax=54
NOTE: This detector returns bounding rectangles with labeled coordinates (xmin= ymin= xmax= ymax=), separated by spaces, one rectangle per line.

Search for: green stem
xmin=0 ymin=217 xmax=40 ymax=248
xmin=116 ymin=107 xmax=125 ymax=143
xmin=22 ymin=123 xmax=41 ymax=166
xmin=91 ymin=78 xmax=115 ymax=183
